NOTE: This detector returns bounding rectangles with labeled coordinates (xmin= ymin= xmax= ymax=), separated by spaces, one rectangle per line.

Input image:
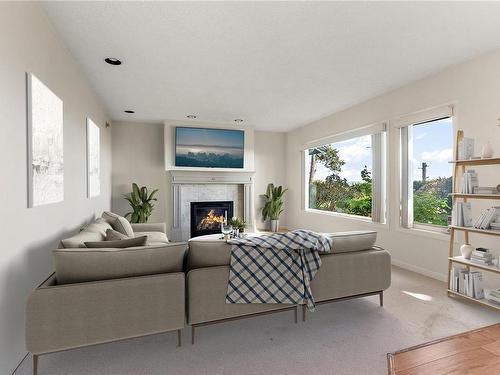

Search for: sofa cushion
xmin=102 ymin=211 xmax=134 ymax=237
xmin=328 ymin=231 xmax=377 ymax=253
xmin=134 ymin=231 xmax=169 ymax=245
xmin=53 ymin=242 xmax=188 ymax=284
xmin=106 ymin=229 xmax=130 ymax=241
xmin=188 ymin=234 xmax=232 ymax=269
xmin=84 ymin=236 xmax=147 ymax=249
xmin=60 ymin=218 xmax=112 ymax=248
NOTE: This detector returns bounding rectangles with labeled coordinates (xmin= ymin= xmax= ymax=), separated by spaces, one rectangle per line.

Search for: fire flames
xmin=197 ymin=209 xmax=225 ymax=231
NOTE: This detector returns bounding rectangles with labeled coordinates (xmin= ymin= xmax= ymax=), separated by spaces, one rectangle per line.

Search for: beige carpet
xmin=15 ymin=267 xmax=499 ymax=375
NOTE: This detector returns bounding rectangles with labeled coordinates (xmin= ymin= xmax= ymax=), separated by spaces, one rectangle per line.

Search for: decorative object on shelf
xmin=457 ymin=135 xmax=474 ymax=160
xmin=453 ymin=202 xmax=472 ymax=227
xmin=221 ymin=222 xmax=233 ymax=240
xmin=261 ymin=183 xmax=287 ymax=232
xmin=123 ymin=183 xmax=158 ymax=223
xmin=459 ymin=244 xmax=474 ymax=259
xmin=481 ymin=141 xmax=493 ymax=159
xmin=470 ymin=248 xmax=494 ymax=266
xmin=486 ymin=288 xmax=500 ymax=304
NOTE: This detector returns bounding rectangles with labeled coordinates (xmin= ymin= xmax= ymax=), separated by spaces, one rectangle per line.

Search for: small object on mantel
xmin=481 ymin=141 xmax=494 ymax=159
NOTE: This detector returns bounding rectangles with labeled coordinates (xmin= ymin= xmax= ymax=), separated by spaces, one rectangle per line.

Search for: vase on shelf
xmin=460 ymin=244 xmax=474 ymax=260
xmin=481 ymin=141 xmax=493 ymax=159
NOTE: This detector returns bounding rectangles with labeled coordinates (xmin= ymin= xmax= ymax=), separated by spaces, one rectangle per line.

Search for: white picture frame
xmin=27 ymin=73 xmax=64 ymax=207
xmin=86 ymin=118 xmax=100 ymax=198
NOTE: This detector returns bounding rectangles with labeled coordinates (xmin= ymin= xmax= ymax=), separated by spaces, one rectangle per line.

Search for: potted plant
xmin=228 ymin=216 xmax=247 ymax=237
xmin=262 ymin=183 xmax=287 ymax=232
xmin=123 ymin=183 xmax=158 ymax=223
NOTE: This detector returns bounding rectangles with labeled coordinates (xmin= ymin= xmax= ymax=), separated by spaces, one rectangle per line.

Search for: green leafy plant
xmin=228 ymin=216 xmax=247 ymax=232
xmin=262 ymin=183 xmax=287 ymax=221
xmin=123 ymin=183 xmax=158 ymax=223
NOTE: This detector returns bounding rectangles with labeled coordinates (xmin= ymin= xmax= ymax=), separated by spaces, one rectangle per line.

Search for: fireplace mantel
xmin=168 ymin=170 xmax=256 ymax=241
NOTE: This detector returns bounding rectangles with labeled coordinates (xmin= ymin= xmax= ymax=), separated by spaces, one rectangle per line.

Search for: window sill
xmin=304 ymin=208 xmax=387 ymax=228
xmin=395 ymin=225 xmax=450 ymax=242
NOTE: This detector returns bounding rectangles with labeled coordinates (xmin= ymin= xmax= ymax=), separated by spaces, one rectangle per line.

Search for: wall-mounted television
xmin=175 ymin=127 xmax=244 ymax=168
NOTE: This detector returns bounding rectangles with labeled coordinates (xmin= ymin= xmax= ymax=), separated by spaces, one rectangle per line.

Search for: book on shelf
xmin=473 ymin=186 xmax=498 ymax=195
xmin=452 ymin=202 xmax=472 ymax=227
xmin=487 ymin=289 xmax=500 ymax=304
xmin=450 ymin=266 xmax=484 ymax=299
xmin=459 ymin=170 xmax=479 ymax=194
xmin=473 ymin=207 xmax=500 ymax=229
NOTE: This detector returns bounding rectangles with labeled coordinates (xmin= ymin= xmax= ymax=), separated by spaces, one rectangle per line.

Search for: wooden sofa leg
xmin=191 ymin=326 xmax=195 ymax=345
xmin=177 ymin=329 xmax=182 ymax=347
xmin=33 ymin=354 xmax=38 ymax=375
xmin=379 ymin=291 xmax=384 ymax=307
xmin=302 ymin=305 xmax=306 ymax=322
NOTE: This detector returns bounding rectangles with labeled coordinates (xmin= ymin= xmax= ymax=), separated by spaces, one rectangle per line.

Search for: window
xmin=304 ymin=124 xmax=386 ymax=222
xmin=400 ymin=106 xmax=454 ymax=229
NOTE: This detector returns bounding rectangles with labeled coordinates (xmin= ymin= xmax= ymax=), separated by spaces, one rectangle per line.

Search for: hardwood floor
xmin=388 ymin=323 xmax=500 ymax=375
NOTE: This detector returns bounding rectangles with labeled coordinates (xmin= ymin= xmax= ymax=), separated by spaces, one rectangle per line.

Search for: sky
xmin=412 ymin=117 xmax=453 ymax=181
xmin=311 ymin=117 xmax=453 ymax=183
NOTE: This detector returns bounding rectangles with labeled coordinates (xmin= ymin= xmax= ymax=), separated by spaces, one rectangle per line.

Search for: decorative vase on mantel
xmin=481 ymin=141 xmax=493 ymax=159
xmin=270 ymin=219 xmax=279 ymax=232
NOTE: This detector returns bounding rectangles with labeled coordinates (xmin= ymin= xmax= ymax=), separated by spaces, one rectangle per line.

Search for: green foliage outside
xmin=413 ymin=177 xmax=452 ymax=226
xmin=309 ymin=145 xmax=452 ymax=225
xmin=308 ymin=145 xmax=372 ymax=217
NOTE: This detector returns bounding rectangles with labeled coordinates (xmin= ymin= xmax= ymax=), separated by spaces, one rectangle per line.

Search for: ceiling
xmin=42 ymin=1 xmax=500 ymax=131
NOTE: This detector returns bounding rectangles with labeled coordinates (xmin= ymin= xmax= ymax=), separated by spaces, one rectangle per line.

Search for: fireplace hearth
xmin=190 ymin=201 xmax=234 ymax=238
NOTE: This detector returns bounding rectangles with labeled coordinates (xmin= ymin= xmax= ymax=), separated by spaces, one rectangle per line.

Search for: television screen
xmin=175 ymin=127 xmax=244 ymax=168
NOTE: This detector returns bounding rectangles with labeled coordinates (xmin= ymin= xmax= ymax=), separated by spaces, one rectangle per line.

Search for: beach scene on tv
xmin=175 ymin=127 xmax=244 ymax=168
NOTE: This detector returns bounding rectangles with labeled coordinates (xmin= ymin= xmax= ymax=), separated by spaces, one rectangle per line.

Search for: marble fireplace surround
xmin=169 ymin=170 xmax=256 ymax=241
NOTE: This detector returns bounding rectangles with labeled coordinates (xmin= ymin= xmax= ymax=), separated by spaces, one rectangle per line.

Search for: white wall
xmin=111 ymin=121 xmax=167 ymax=224
xmin=285 ymin=49 xmax=500 ymax=281
xmin=254 ymin=131 xmax=287 ymax=230
xmin=0 ymin=3 xmax=112 ymax=373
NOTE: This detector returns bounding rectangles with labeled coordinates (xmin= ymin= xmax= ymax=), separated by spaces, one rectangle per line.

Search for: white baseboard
xmin=391 ymin=259 xmax=448 ymax=282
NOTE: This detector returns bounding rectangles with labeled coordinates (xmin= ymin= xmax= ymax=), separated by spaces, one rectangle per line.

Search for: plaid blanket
xmin=226 ymin=230 xmax=333 ymax=310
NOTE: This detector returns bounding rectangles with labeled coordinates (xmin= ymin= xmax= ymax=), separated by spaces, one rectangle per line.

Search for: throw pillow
xmin=84 ymin=235 xmax=147 ymax=249
xmin=106 ymin=229 xmax=130 ymax=241
xmin=102 ymin=211 xmax=134 ymax=237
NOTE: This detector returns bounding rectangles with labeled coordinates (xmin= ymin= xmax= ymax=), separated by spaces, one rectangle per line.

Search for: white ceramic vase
xmin=270 ymin=219 xmax=279 ymax=232
xmin=481 ymin=141 xmax=493 ymax=159
xmin=460 ymin=244 xmax=474 ymax=260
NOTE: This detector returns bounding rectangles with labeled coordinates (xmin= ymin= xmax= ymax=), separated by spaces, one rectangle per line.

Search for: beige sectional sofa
xmin=187 ymin=231 xmax=391 ymax=342
xmin=26 ymin=213 xmax=188 ymax=375
xmin=26 ymin=216 xmax=391 ymax=374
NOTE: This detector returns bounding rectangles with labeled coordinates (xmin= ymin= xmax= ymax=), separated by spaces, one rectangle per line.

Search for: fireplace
xmin=190 ymin=201 xmax=234 ymax=238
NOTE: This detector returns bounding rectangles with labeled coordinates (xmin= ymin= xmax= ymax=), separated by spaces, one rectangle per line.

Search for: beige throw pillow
xmin=84 ymin=236 xmax=147 ymax=249
xmin=106 ymin=229 xmax=130 ymax=241
xmin=102 ymin=211 xmax=134 ymax=237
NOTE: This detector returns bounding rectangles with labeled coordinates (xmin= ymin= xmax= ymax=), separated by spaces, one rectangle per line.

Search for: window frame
xmin=396 ymin=104 xmax=454 ymax=232
xmin=302 ymin=123 xmax=387 ymax=223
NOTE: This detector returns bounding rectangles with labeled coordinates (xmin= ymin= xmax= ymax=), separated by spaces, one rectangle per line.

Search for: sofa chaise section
xmin=187 ymin=231 xmax=391 ymax=342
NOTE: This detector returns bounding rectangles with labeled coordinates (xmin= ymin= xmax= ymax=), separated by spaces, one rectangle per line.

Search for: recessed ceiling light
xmin=186 ymin=115 xmax=197 ymax=119
xmin=124 ymin=110 xmax=135 ymax=114
xmin=104 ymin=57 xmax=122 ymax=66
xmin=234 ymin=119 xmax=244 ymax=123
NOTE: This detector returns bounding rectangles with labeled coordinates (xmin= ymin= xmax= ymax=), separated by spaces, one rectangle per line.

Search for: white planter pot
xmin=270 ymin=219 xmax=279 ymax=232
